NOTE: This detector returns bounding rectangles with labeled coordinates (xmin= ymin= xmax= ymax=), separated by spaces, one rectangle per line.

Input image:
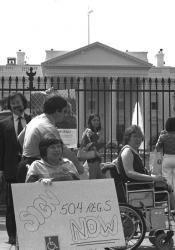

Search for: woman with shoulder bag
xmin=77 ymin=114 xmax=105 ymax=179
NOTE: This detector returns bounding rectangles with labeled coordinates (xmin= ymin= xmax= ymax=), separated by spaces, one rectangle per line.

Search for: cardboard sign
xmin=12 ymin=179 xmax=125 ymax=250
xmin=58 ymin=129 xmax=77 ymax=148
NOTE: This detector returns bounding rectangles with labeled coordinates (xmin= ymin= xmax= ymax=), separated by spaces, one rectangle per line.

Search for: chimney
xmin=45 ymin=49 xmax=68 ymax=61
xmin=16 ymin=50 xmax=25 ymax=65
xmin=156 ymin=49 xmax=165 ymax=67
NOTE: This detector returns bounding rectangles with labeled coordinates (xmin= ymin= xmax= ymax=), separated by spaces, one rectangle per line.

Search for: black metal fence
xmin=1 ymin=70 xmax=175 ymax=162
xmin=2 ymin=70 xmax=175 ymax=211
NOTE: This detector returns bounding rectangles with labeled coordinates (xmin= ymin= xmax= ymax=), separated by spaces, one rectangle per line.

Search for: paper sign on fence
xmin=12 ymin=179 xmax=125 ymax=250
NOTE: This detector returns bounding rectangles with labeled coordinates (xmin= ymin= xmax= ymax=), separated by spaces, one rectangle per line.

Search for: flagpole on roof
xmin=88 ymin=7 xmax=93 ymax=44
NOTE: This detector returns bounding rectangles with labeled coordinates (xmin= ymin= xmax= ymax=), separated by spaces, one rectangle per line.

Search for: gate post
xmin=26 ymin=67 xmax=36 ymax=90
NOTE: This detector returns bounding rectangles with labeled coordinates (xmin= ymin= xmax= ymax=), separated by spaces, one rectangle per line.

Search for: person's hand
xmin=153 ymin=175 xmax=168 ymax=189
xmin=160 ymin=130 xmax=167 ymax=135
xmin=153 ymin=175 xmax=166 ymax=182
xmin=40 ymin=178 xmax=52 ymax=185
xmin=86 ymin=129 xmax=93 ymax=139
xmin=85 ymin=142 xmax=94 ymax=150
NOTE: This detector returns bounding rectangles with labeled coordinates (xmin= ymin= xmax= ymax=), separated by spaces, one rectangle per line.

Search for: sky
xmin=1 ymin=0 xmax=175 ymax=66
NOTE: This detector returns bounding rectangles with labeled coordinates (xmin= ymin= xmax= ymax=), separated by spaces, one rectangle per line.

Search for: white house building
xmin=1 ymin=43 xmax=175 ymax=148
xmin=41 ymin=42 xmax=175 ymax=148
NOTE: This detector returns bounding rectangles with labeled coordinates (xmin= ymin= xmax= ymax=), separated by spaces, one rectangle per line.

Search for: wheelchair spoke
xmin=119 ymin=204 xmax=146 ymax=250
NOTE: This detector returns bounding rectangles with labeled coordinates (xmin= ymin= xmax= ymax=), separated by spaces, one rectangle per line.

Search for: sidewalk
xmin=0 ymin=215 xmax=160 ymax=250
xmin=1 ymin=213 xmax=175 ymax=250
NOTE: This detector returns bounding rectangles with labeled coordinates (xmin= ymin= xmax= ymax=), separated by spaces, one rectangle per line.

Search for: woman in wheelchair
xmin=25 ymin=137 xmax=80 ymax=183
xmin=107 ymin=125 xmax=175 ymax=210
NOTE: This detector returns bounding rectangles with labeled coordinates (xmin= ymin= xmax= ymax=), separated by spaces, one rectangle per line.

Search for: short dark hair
xmin=123 ymin=125 xmax=144 ymax=145
xmin=7 ymin=92 xmax=28 ymax=110
xmin=39 ymin=137 xmax=63 ymax=159
xmin=87 ymin=114 xmax=101 ymax=132
xmin=165 ymin=117 xmax=175 ymax=132
xmin=43 ymin=95 xmax=68 ymax=114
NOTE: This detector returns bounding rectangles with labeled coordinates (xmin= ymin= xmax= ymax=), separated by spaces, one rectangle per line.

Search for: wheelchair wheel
xmin=119 ymin=203 xmax=146 ymax=250
xmin=148 ymin=230 xmax=164 ymax=245
xmin=149 ymin=230 xmax=156 ymax=245
xmin=154 ymin=232 xmax=174 ymax=250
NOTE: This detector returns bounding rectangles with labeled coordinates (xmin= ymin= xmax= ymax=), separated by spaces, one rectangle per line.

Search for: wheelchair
xmin=102 ymin=163 xmax=174 ymax=250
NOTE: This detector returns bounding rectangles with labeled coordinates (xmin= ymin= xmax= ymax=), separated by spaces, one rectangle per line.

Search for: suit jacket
xmin=0 ymin=112 xmax=31 ymax=181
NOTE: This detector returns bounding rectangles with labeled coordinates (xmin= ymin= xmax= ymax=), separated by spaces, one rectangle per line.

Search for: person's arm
xmin=62 ymin=145 xmax=84 ymax=174
xmin=155 ymin=132 xmax=166 ymax=152
xmin=25 ymin=162 xmax=40 ymax=182
xmin=77 ymin=147 xmax=99 ymax=161
xmin=59 ymin=160 xmax=80 ymax=180
xmin=121 ymin=148 xmax=161 ymax=182
xmin=26 ymin=175 xmax=39 ymax=183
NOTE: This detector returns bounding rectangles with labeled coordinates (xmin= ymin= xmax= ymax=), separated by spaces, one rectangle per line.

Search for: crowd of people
xmin=0 ymin=91 xmax=175 ymax=246
xmin=0 ymin=92 xmax=85 ymax=245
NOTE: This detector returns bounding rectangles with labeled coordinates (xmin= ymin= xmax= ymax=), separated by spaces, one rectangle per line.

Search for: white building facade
xmin=41 ymin=42 xmax=175 ymax=149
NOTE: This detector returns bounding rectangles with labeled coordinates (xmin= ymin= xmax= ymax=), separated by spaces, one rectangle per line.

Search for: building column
xmin=109 ymin=78 xmax=117 ymax=142
xmin=77 ymin=78 xmax=85 ymax=145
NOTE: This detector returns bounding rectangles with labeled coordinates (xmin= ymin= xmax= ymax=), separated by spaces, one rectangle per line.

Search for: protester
xmin=26 ymin=137 xmax=79 ymax=183
xmin=17 ymin=95 xmax=83 ymax=183
xmin=78 ymin=114 xmax=105 ymax=179
xmin=115 ymin=125 xmax=175 ymax=209
xmin=0 ymin=92 xmax=31 ymax=245
xmin=156 ymin=117 xmax=175 ymax=194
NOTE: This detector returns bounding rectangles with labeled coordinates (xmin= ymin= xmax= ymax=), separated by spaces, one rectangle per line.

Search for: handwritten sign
xmin=12 ymin=179 xmax=125 ymax=250
xmin=58 ymin=129 xmax=77 ymax=148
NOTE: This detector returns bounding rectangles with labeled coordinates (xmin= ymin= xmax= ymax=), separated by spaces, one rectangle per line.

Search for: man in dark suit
xmin=0 ymin=92 xmax=31 ymax=245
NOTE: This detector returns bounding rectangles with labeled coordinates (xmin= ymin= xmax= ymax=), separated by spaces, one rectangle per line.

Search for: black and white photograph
xmin=1 ymin=0 xmax=175 ymax=249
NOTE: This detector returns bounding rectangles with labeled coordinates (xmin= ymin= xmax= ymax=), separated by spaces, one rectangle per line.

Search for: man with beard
xmin=0 ymin=92 xmax=31 ymax=245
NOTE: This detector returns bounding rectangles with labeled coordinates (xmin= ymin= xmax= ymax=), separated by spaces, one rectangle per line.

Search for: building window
xmin=151 ymin=102 xmax=158 ymax=110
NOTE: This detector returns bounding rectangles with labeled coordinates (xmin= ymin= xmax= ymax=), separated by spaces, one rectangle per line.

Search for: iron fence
xmin=1 ymin=69 xmax=175 ymax=163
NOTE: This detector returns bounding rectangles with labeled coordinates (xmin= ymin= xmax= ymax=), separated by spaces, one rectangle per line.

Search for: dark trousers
xmin=5 ymin=180 xmax=16 ymax=239
xmin=5 ymin=156 xmax=39 ymax=239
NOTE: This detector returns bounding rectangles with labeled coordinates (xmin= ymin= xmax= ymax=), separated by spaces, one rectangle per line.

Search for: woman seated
xmin=25 ymin=137 xmax=80 ymax=183
xmin=105 ymin=125 xmax=175 ymax=209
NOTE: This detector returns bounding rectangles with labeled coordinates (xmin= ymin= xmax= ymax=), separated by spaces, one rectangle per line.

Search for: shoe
xmin=8 ymin=236 xmax=16 ymax=245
